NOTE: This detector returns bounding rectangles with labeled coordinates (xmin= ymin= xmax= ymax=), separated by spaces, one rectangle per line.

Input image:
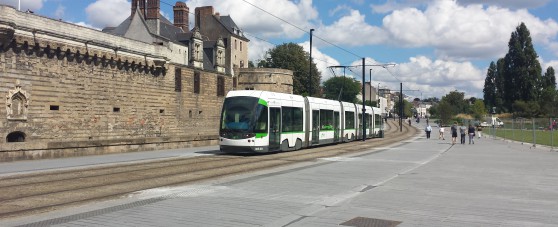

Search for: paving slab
xmin=3 ymin=121 xmax=558 ymax=226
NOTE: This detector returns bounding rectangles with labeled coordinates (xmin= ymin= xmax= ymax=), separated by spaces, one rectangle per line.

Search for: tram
xmin=219 ymin=90 xmax=383 ymax=153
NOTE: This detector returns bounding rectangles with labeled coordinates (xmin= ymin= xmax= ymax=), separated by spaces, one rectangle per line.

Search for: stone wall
xmin=237 ymin=68 xmax=293 ymax=94
xmin=0 ymin=5 xmax=230 ymax=161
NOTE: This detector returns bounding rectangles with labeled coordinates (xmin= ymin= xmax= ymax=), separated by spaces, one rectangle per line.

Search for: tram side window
xmin=282 ymin=107 xmax=303 ymax=132
xmin=254 ymin=105 xmax=268 ymax=133
xmin=375 ymin=114 xmax=381 ymax=128
xmin=320 ymin=109 xmax=334 ymax=130
xmin=345 ymin=111 xmax=355 ymax=129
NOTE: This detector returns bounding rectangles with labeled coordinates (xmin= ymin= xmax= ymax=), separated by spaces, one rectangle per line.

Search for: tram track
xmin=0 ymin=120 xmax=417 ymax=219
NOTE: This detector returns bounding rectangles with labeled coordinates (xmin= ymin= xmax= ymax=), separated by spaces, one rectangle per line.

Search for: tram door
xmin=269 ymin=107 xmax=281 ymax=151
xmin=312 ymin=110 xmax=319 ymax=144
xmin=334 ymin=111 xmax=340 ymax=142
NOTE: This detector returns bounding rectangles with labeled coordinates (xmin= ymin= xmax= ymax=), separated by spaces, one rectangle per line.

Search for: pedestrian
xmin=459 ymin=122 xmax=466 ymax=144
xmin=450 ymin=122 xmax=458 ymax=145
xmin=477 ymin=125 xmax=482 ymax=138
xmin=408 ymin=118 xmax=411 ymax=126
xmin=439 ymin=125 xmax=445 ymax=140
xmin=553 ymin=120 xmax=557 ymax=130
xmin=425 ymin=124 xmax=432 ymax=139
xmin=426 ymin=118 xmax=429 ymax=125
xmin=468 ymin=124 xmax=476 ymax=144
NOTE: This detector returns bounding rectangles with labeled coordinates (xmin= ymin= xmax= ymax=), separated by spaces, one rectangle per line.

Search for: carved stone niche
xmin=6 ymin=80 xmax=30 ymax=121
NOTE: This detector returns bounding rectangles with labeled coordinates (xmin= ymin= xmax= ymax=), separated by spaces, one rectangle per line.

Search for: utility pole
xmin=362 ymin=58 xmax=366 ymax=141
xmin=308 ymin=28 xmax=314 ymax=97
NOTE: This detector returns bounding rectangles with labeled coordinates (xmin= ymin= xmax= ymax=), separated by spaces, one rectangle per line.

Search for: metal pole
xmin=532 ymin=118 xmax=536 ymax=147
xmin=369 ymin=69 xmax=372 ymax=105
xmin=362 ymin=58 xmax=366 ymax=141
xmin=18 ymin=0 xmax=21 ymax=11
xmin=400 ymin=83 xmax=403 ymax=132
xmin=308 ymin=29 xmax=314 ymax=97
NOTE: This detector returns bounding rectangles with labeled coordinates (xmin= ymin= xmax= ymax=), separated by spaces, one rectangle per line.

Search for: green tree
xmin=258 ymin=43 xmax=321 ymax=96
xmin=322 ymin=76 xmax=361 ymax=102
xmin=512 ymin=100 xmax=540 ymax=118
xmin=394 ymin=99 xmax=412 ymax=118
xmin=483 ymin=61 xmax=497 ymax=109
xmin=502 ymin=22 xmax=542 ymax=111
xmin=437 ymin=101 xmax=452 ymax=126
xmin=471 ymin=99 xmax=487 ymax=120
xmin=441 ymin=90 xmax=468 ymax=115
xmin=428 ymin=104 xmax=438 ymax=118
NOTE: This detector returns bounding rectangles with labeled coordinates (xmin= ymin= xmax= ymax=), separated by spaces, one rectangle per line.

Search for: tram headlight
xmin=244 ymin=133 xmax=255 ymax=138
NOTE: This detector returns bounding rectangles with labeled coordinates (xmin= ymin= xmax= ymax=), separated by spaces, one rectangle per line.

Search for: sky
xmin=1 ymin=0 xmax=558 ymax=100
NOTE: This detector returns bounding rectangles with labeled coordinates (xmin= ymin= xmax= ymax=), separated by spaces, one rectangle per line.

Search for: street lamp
xmin=308 ymin=28 xmax=314 ymax=97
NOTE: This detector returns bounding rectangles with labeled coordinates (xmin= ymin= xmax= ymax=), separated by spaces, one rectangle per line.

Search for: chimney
xmin=146 ymin=0 xmax=160 ymax=20
xmin=131 ymin=0 xmax=146 ymax=17
xmin=173 ymin=2 xmax=189 ymax=31
xmin=194 ymin=6 xmax=214 ymax=29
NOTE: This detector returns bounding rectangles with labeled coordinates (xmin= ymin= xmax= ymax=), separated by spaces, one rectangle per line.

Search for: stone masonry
xmin=0 ymin=5 xmax=231 ymax=161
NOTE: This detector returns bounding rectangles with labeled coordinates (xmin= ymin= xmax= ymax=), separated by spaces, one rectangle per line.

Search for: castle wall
xmin=237 ymin=68 xmax=293 ymax=94
xmin=0 ymin=5 xmax=230 ymax=161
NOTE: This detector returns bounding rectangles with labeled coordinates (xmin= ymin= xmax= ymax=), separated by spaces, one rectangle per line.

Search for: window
xmin=6 ymin=131 xmax=26 ymax=142
xmin=345 ymin=111 xmax=355 ymax=129
xmin=235 ymin=40 xmax=237 ymax=50
xmin=175 ymin=68 xmax=182 ymax=92
xmin=194 ymin=71 xmax=200 ymax=94
xmin=240 ymin=41 xmax=243 ymax=51
xmin=282 ymin=107 xmax=303 ymax=133
xmin=320 ymin=109 xmax=334 ymax=130
xmin=217 ymin=76 xmax=225 ymax=96
xmin=113 ymin=107 xmax=120 ymax=112
xmin=50 ymin=105 xmax=59 ymax=111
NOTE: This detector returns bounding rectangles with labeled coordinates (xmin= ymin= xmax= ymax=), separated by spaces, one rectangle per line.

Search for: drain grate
xmin=340 ymin=217 xmax=402 ymax=227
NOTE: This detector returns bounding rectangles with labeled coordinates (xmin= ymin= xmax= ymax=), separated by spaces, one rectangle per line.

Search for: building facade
xmin=0 ymin=3 xmax=237 ymax=161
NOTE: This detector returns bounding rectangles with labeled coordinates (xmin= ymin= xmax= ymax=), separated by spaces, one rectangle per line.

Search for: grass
xmin=485 ymin=127 xmax=558 ymax=148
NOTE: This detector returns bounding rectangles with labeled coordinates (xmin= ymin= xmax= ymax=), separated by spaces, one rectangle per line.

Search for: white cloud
xmin=315 ymin=9 xmax=387 ymax=47
xmin=85 ymin=0 xmax=130 ymax=28
xmin=186 ymin=0 xmax=318 ymax=39
xmin=349 ymin=56 xmax=485 ymax=98
xmin=300 ymin=41 xmax=340 ymax=82
xmin=54 ymin=4 xmax=65 ymax=19
xmin=0 ymin=0 xmax=44 ymax=11
xmin=380 ymin=1 xmax=558 ymax=60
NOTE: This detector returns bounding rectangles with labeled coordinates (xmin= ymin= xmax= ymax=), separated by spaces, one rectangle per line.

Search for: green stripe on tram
xmin=255 ymin=133 xmax=268 ymax=138
xmin=258 ymin=99 xmax=268 ymax=106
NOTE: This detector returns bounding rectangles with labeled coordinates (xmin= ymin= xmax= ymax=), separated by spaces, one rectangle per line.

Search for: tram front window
xmin=220 ymin=97 xmax=267 ymax=139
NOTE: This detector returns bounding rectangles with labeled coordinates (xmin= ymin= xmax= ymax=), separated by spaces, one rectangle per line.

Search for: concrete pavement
xmin=3 ymin=121 xmax=558 ymax=226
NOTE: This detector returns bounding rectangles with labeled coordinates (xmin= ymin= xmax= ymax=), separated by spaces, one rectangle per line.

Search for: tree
xmin=441 ymin=90 xmax=468 ymax=115
xmin=512 ymin=100 xmax=540 ymax=118
xmin=257 ymin=43 xmax=321 ymax=96
xmin=322 ymin=76 xmax=361 ymax=102
xmin=394 ymin=99 xmax=412 ymax=118
xmin=471 ymin=99 xmax=487 ymax=120
xmin=483 ymin=61 xmax=497 ymax=109
xmin=437 ymin=101 xmax=452 ymax=126
xmin=502 ymin=22 xmax=542 ymax=111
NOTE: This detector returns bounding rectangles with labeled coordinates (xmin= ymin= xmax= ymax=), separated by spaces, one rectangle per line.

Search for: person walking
xmin=438 ymin=125 xmax=445 ymax=140
xmin=477 ymin=125 xmax=482 ymax=138
xmin=459 ymin=123 xmax=466 ymax=144
xmin=425 ymin=124 xmax=432 ymax=139
xmin=468 ymin=124 xmax=476 ymax=144
xmin=450 ymin=122 xmax=458 ymax=145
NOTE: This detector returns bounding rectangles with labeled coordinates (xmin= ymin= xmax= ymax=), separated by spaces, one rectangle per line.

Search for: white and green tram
xmin=219 ymin=90 xmax=383 ymax=153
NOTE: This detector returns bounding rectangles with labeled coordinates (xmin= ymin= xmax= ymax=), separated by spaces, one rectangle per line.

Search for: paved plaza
xmin=2 ymin=122 xmax=558 ymax=226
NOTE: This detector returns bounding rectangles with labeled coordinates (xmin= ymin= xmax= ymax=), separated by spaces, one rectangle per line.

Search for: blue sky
xmin=1 ymin=0 xmax=558 ymax=100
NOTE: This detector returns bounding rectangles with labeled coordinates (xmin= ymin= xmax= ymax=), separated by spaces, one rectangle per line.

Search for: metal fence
xmin=483 ymin=118 xmax=558 ymax=149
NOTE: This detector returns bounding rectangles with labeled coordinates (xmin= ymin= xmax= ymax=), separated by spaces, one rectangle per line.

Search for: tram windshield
xmin=220 ymin=96 xmax=268 ymax=136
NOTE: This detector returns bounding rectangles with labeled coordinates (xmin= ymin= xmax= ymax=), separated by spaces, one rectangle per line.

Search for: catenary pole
xmin=308 ymin=29 xmax=314 ymax=96
xmin=362 ymin=58 xmax=366 ymax=141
